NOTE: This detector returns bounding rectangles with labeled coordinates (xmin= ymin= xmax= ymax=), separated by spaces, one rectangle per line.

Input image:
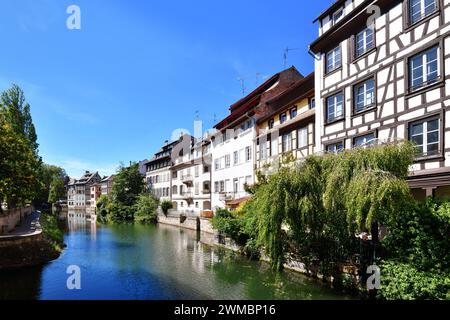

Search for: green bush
xmin=382 ymin=199 xmax=450 ymax=273
xmin=378 ymin=261 xmax=450 ymax=300
xmin=134 ymin=194 xmax=159 ymax=223
xmin=160 ymin=200 xmax=173 ymax=216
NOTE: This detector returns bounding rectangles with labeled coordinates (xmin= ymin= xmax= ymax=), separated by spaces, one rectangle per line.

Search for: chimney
xmin=164 ymin=140 xmax=169 ymax=146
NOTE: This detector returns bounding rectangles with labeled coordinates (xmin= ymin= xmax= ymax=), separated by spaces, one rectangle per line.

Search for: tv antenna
xmin=237 ymin=77 xmax=246 ymax=96
xmin=283 ymin=47 xmax=299 ymax=68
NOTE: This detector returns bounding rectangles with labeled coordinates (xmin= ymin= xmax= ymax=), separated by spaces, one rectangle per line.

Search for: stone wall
xmin=0 ymin=205 xmax=34 ymax=235
xmin=157 ymin=213 xmax=215 ymax=234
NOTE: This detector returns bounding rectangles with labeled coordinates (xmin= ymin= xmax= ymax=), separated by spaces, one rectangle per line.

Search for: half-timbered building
xmin=310 ymin=0 xmax=450 ymax=199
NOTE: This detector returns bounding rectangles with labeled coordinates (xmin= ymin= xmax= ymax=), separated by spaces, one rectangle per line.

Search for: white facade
xmin=310 ymin=0 xmax=450 ymax=199
xmin=171 ymin=141 xmax=212 ymax=216
xmin=211 ymin=120 xmax=255 ymax=210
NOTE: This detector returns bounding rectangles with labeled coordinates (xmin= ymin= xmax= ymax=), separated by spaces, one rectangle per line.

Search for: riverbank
xmin=0 ymin=211 xmax=64 ymax=270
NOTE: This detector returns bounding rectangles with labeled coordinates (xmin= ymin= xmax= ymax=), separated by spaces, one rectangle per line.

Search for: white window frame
xmin=409 ymin=117 xmax=440 ymax=157
xmin=332 ymin=8 xmax=344 ymax=25
xmin=355 ymin=26 xmax=374 ymax=58
xmin=326 ymin=93 xmax=344 ymax=123
xmin=353 ymin=133 xmax=376 ymax=148
xmin=409 ymin=46 xmax=440 ymax=91
xmin=326 ymin=46 xmax=342 ymax=73
xmin=354 ymin=78 xmax=375 ymax=113
xmin=409 ymin=0 xmax=438 ymax=25
xmin=298 ymin=127 xmax=308 ymax=148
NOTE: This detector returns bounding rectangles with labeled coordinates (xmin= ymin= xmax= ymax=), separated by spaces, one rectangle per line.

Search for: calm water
xmin=0 ymin=216 xmax=353 ymax=300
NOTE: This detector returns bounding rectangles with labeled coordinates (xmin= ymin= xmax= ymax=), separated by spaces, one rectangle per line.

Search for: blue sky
xmin=0 ymin=0 xmax=330 ymax=178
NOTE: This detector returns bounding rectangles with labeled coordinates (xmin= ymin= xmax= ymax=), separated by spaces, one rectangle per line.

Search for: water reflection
xmin=0 ymin=212 xmax=354 ymax=300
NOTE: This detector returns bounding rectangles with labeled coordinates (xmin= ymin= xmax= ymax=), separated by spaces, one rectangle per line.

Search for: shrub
xmin=160 ymin=200 xmax=173 ymax=216
xmin=378 ymin=261 xmax=450 ymax=300
xmin=134 ymin=194 xmax=159 ymax=223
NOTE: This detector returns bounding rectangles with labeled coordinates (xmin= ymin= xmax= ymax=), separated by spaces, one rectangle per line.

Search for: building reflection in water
xmin=67 ymin=209 xmax=97 ymax=240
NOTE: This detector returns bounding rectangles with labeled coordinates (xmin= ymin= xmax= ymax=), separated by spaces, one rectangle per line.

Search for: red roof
xmin=214 ymin=67 xmax=303 ymax=130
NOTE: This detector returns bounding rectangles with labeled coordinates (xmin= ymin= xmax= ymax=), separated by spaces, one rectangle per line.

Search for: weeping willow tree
xmin=254 ymin=141 xmax=417 ymax=271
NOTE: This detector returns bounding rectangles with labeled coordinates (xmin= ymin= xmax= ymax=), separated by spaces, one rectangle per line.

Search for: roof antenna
xmin=237 ymin=77 xmax=246 ymax=96
xmin=283 ymin=47 xmax=299 ymax=68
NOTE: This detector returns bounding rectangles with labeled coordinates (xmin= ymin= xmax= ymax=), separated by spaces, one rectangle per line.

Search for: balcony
xmin=181 ymin=175 xmax=193 ymax=185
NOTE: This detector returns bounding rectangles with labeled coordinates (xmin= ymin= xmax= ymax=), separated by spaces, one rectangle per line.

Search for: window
xmin=233 ymin=179 xmax=239 ymax=193
xmin=409 ymin=0 xmax=437 ymax=25
xmin=290 ymin=107 xmax=297 ymax=119
xmin=409 ymin=46 xmax=439 ymax=91
xmin=233 ymin=151 xmax=239 ymax=165
xmin=225 ymin=154 xmax=231 ymax=168
xmin=280 ymin=113 xmax=287 ymax=124
xmin=298 ymin=127 xmax=308 ymax=148
xmin=203 ymin=166 xmax=209 ymax=173
xmin=355 ymin=27 xmax=374 ymax=58
xmin=333 ymin=8 xmax=344 ymax=25
xmin=268 ymin=118 xmax=274 ymax=129
xmin=282 ymin=133 xmax=292 ymax=153
xmin=326 ymin=93 xmax=344 ymax=123
xmin=260 ymin=140 xmax=268 ymax=160
xmin=309 ymin=97 xmax=315 ymax=109
xmin=326 ymin=142 xmax=344 ymax=153
xmin=326 ymin=46 xmax=341 ymax=73
xmin=172 ymin=186 xmax=178 ymax=195
xmin=354 ymin=133 xmax=375 ymax=147
xmin=219 ymin=181 xmax=225 ymax=193
xmin=245 ymin=146 xmax=252 ymax=161
xmin=214 ymin=181 xmax=219 ymax=193
xmin=195 ymin=183 xmax=200 ymax=195
xmin=195 ymin=165 xmax=199 ymax=177
xmin=214 ymin=159 xmax=220 ymax=170
xmin=409 ymin=117 xmax=440 ymax=156
xmin=354 ymin=79 xmax=375 ymax=113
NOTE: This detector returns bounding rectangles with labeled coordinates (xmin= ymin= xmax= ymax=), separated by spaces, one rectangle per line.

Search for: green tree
xmin=0 ymin=115 xmax=41 ymax=209
xmin=48 ymin=176 xmax=66 ymax=204
xmin=111 ymin=163 xmax=144 ymax=207
xmin=0 ymin=84 xmax=38 ymax=153
xmin=135 ymin=194 xmax=159 ymax=223
xmin=36 ymin=164 xmax=68 ymax=205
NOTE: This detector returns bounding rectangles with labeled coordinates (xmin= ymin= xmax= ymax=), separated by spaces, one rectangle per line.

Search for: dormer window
xmin=332 ymin=8 xmax=344 ymax=25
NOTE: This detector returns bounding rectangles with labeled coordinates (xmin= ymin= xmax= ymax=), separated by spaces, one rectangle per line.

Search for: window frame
xmin=332 ymin=7 xmax=344 ymax=25
xmin=282 ymin=132 xmax=293 ymax=153
xmin=324 ymin=91 xmax=345 ymax=125
xmin=325 ymin=141 xmax=345 ymax=154
xmin=405 ymin=41 xmax=444 ymax=96
xmin=354 ymin=26 xmax=376 ymax=60
xmin=352 ymin=132 xmax=377 ymax=148
xmin=405 ymin=0 xmax=440 ymax=28
xmin=279 ymin=112 xmax=287 ymax=124
xmin=325 ymin=45 xmax=342 ymax=74
xmin=352 ymin=76 xmax=377 ymax=115
xmin=297 ymin=126 xmax=309 ymax=149
xmin=406 ymin=112 xmax=444 ymax=161
xmin=290 ymin=106 xmax=298 ymax=119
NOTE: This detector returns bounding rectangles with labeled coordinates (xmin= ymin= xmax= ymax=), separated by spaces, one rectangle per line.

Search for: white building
xmin=211 ymin=67 xmax=304 ymax=210
xmin=309 ymin=0 xmax=450 ymax=199
xmin=67 ymin=171 xmax=102 ymax=209
xmin=145 ymin=139 xmax=181 ymax=201
xmin=171 ymin=138 xmax=212 ymax=216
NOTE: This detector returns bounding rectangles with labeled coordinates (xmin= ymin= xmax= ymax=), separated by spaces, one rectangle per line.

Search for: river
xmin=0 ymin=214 xmax=354 ymax=300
